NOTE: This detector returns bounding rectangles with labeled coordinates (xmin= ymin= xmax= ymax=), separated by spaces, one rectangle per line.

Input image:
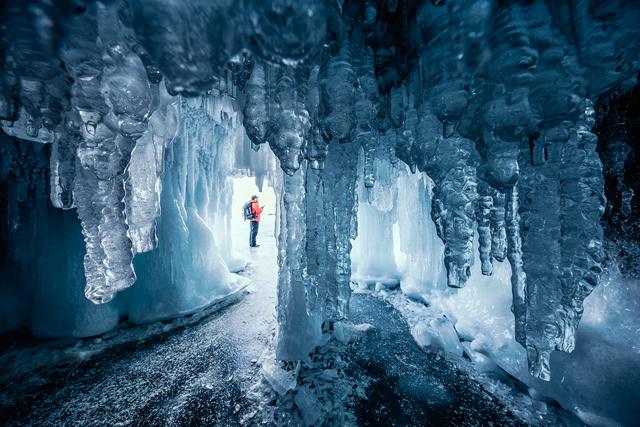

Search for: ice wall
xmin=123 ymin=95 xmax=246 ymax=324
xmin=0 ymin=135 xmax=119 ymax=337
xmin=395 ymin=170 xmax=445 ymax=297
xmin=351 ymin=150 xmax=401 ymax=287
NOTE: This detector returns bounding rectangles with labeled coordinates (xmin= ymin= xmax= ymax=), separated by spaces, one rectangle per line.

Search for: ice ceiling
xmin=1 ymin=0 xmax=639 ymax=382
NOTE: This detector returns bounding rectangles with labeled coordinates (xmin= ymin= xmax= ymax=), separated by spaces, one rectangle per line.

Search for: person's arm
xmin=254 ymin=203 xmax=263 ymax=215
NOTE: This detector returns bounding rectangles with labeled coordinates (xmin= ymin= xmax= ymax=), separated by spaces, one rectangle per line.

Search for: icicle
xmin=389 ymin=85 xmax=405 ymax=128
xmin=476 ymin=181 xmax=494 ymax=276
xmin=490 ymin=191 xmax=507 ymax=262
xmin=305 ymin=66 xmax=328 ymax=169
xmin=59 ymin=3 xmax=155 ymax=303
xmin=49 ymin=132 xmax=77 ymax=209
xmin=396 ymin=105 xmax=417 ymax=172
xmin=243 ymin=62 xmax=268 ymax=146
xmin=268 ymin=68 xmax=310 ymax=175
xmin=412 ymin=1 xmax=481 ymax=288
xmin=557 ymin=101 xmax=605 ymax=353
xmin=125 ymin=82 xmax=179 ymax=254
xmin=320 ymin=43 xmax=356 ymax=142
xmin=506 ymin=185 xmax=526 ymax=347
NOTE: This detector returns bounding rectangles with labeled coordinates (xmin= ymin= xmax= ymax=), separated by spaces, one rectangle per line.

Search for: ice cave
xmin=0 ymin=0 xmax=639 ymax=425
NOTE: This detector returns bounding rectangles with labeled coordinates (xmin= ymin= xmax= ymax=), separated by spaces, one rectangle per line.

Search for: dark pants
xmin=249 ymin=221 xmax=259 ymax=247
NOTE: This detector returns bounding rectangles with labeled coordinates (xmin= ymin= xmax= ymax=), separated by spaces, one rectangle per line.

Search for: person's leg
xmin=250 ymin=221 xmax=258 ymax=247
xmin=254 ymin=220 xmax=260 ymax=246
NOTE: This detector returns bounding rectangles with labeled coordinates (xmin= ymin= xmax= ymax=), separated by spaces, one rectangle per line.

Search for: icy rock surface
xmin=1 ymin=0 xmax=639 ymax=384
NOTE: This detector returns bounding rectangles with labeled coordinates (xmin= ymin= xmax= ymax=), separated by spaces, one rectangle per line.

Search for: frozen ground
xmin=0 ymin=215 xmax=278 ymax=425
xmin=344 ymin=293 xmax=584 ymax=427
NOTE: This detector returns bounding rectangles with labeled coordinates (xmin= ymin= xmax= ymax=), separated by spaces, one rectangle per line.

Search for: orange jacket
xmin=250 ymin=200 xmax=263 ymax=222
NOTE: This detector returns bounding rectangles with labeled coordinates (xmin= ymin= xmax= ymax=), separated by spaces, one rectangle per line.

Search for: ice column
xmin=275 ymin=164 xmax=323 ymax=360
xmin=396 ymin=169 xmax=446 ymax=297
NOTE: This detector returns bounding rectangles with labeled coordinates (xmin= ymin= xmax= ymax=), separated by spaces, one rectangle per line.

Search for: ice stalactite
xmin=476 ymin=182 xmax=494 ymax=276
xmin=413 ymin=1 xmax=481 ymax=289
xmin=479 ymin=1 xmax=535 ymax=349
xmin=268 ymin=68 xmax=310 ymax=176
xmin=305 ymin=66 xmax=329 ymax=170
xmin=125 ymin=82 xmax=178 ymax=254
xmin=243 ymin=63 xmax=268 ymax=148
xmin=514 ymin=1 xmax=604 ymax=379
xmin=61 ymin=6 xmax=111 ymax=304
xmin=320 ymin=43 xmax=356 ymax=144
xmin=49 ymin=132 xmax=77 ymax=209
xmin=60 ymin=3 xmax=154 ymax=304
xmin=490 ymin=191 xmax=507 ymax=263
xmin=520 ymin=14 xmax=567 ymax=381
xmin=557 ymin=101 xmax=605 ymax=353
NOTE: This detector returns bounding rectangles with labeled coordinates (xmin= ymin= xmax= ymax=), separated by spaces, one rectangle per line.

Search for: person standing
xmin=248 ymin=195 xmax=263 ymax=247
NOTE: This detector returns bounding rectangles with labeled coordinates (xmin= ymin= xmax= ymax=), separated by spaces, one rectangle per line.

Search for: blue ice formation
xmin=0 ymin=0 xmax=639 ymax=386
